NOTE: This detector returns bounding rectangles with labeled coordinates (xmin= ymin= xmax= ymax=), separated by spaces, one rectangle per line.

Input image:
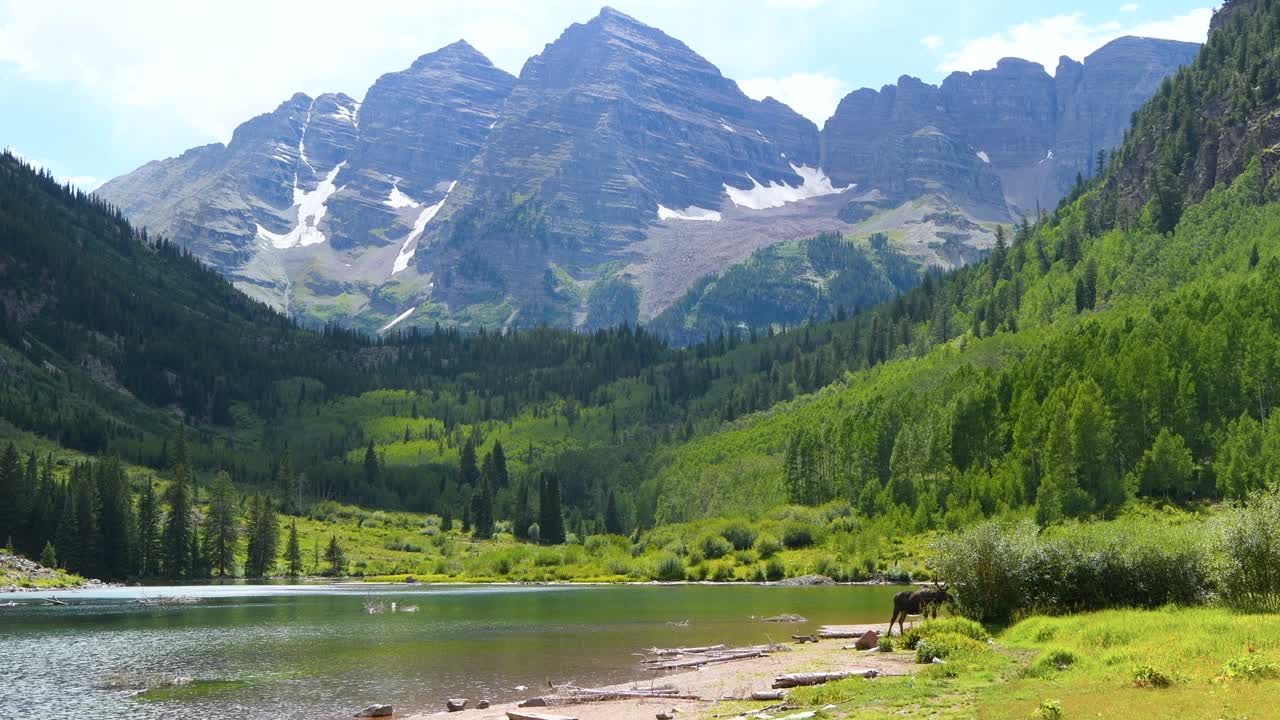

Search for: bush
xmin=1212 ymin=489 xmax=1280 ymax=608
xmin=782 ymin=522 xmax=817 ymax=549
xmin=902 ymin=618 xmax=989 ymax=650
xmin=1132 ymin=665 xmax=1174 ymax=688
xmin=755 ymin=534 xmax=783 ymax=559
xmin=585 ymin=534 xmax=629 ymax=556
xmin=711 ymin=562 xmax=736 ymax=582
xmin=1220 ymin=653 xmax=1280 ymax=681
xmin=721 ymin=522 xmax=758 ymax=551
xmin=1034 ymin=699 xmax=1064 ymax=720
xmin=878 ymin=636 xmax=894 ymax=652
xmin=932 ymin=518 xmax=1209 ymax=623
xmin=764 ymin=556 xmax=786 ymax=581
xmin=915 ymin=632 xmax=987 ymax=663
xmin=652 ymin=552 xmax=686 ymax=581
xmin=699 ymin=533 xmax=733 ymax=560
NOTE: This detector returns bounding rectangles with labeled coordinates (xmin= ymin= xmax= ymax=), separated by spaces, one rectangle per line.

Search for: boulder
xmin=853 ymin=630 xmax=880 ymax=650
xmin=355 ymin=705 xmax=393 ymax=718
xmin=477 ymin=700 xmax=491 ymax=709
xmin=446 ymin=698 xmax=468 ymax=712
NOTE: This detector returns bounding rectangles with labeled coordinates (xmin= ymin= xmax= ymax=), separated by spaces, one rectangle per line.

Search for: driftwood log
xmin=646 ymin=644 xmax=726 ymax=657
xmin=772 ymin=669 xmax=879 ymax=688
xmin=507 ymin=712 xmax=579 ymax=720
xmin=520 ymin=684 xmax=698 ymax=707
xmin=750 ymin=690 xmax=786 ymax=701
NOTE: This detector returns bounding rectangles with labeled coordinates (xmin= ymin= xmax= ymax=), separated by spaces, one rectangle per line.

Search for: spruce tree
xmin=363 ymin=441 xmax=379 ymax=492
xmin=512 ymin=479 xmax=532 ymax=540
xmin=135 ymin=478 xmax=161 ymax=577
xmin=205 ymin=472 xmax=239 ymax=577
xmin=538 ymin=472 xmax=566 ymax=545
xmin=489 ymin=442 xmax=509 ymax=489
xmin=284 ymin=521 xmax=303 ymax=577
xmin=39 ymin=541 xmax=56 ymax=569
xmin=0 ymin=444 xmax=20 ymax=549
xmin=604 ymin=490 xmax=623 ymax=535
xmin=459 ymin=435 xmax=480 ymax=488
xmin=162 ymin=423 xmax=195 ymax=580
xmin=244 ymin=495 xmax=280 ymax=578
xmin=73 ymin=465 xmax=103 ymax=580
xmin=95 ymin=456 xmax=133 ymax=581
xmin=323 ymin=534 xmax=346 ymax=576
xmin=54 ymin=493 xmax=80 ymax=572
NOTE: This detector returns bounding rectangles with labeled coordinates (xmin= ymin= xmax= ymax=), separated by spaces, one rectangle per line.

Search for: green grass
xmin=780 ymin=607 xmax=1280 ymax=720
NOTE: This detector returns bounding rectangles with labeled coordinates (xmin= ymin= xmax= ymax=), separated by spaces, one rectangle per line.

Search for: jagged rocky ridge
xmin=97 ymin=7 xmax=1201 ymax=335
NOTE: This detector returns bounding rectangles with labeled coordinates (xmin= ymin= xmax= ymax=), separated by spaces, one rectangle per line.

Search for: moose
xmin=888 ymin=584 xmax=951 ymax=637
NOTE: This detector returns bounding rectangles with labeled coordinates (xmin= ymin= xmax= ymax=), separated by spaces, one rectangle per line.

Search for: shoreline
xmin=403 ymin=624 xmax=911 ymax=720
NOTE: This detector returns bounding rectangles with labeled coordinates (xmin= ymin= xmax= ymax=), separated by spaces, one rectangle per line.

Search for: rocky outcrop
xmin=822 ymin=36 xmax=1201 ymax=216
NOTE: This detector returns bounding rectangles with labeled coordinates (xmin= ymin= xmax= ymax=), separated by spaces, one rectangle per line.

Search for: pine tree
xmin=538 ymin=472 xmax=566 ymax=545
xmin=275 ymin=453 xmax=301 ymax=514
xmin=95 ymin=456 xmax=133 ymax=581
xmin=512 ymin=479 xmax=532 ymax=540
xmin=604 ymin=490 xmax=623 ymax=535
xmin=323 ymin=534 xmax=346 ymax=576
xmin=18 ymin=451 xmax=37 ymax=555
xmin=490 ymin=441 xmax=509 ymax=489
xmin=39 ymin=541 xmax=56 ymax=569
xmin=284 ymin=520 xmax=303 ymax=577
xmin=459 ymin=435 xmax=480 ymax=488
xmin=363 ymin=441 xmax=380 ymax=491
xmin=0 ymin=444 xmax=20 ymax=549
xmin=135 ymin=478 xmax=161 ymax=577
xmin=1250 ymin=243 xmax=1261 ymax=268
xmin=162 ymin=423 xmax=195 ymax=579
xmin=205 ymin=471 xmax=239 ymax=577
xmin=73 ymin=465 xmax=103 ymax=580
xmin=244 ymin=495 xmax=280 ymax=578
xmin=54 ymin=492 xmax=80 ymax=572
xmin=471 ymin=474 xmax=495 ymax=540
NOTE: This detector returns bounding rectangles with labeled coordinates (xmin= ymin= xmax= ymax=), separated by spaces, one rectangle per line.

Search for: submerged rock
xmin=355 ymin=704 xmax=393 ymax=717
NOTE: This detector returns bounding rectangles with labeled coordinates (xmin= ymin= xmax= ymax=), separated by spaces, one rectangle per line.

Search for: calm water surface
xmin=0 ymin=583 xmax=898 ymax=719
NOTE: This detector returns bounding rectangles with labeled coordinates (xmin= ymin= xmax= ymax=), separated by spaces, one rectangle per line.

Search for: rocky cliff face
xmin=98 ymin=9 xmax=1202 ymax=335
xmin=97 ymin=42 xmax=514 ymax=316
xmin=822 ymin=36 xmax=1201 ymax=216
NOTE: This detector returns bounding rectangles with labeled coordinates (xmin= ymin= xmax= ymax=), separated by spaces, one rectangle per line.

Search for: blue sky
xmin=0 ymin=0 xmax=1210 ymax=190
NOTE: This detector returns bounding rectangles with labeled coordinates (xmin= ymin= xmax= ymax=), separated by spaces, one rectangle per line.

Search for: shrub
xmin=755 ymin=534 xmax=783 ymax=559
xmin=915 ymin=632 xmax=987 ymax=663
xmin=1034 ymin=699 xmax=1064 ymax=720
xmin=1132 ymin=665 xmax=1174 ymax=688
xmin=652 ymin=552 xmax=686 ymax=581
xmin=1212 ymin=489 xmax=1280 ymax=608
xmin=931 ymin=520 xmax=1036 ymax=623
xmin=764 ymin=556 xmax=786 ymax=581
xmin=585 ymin=534 xmax=629 ymax=556
xmin=733 ymin=550 xmax=756 ymax=565
xmin=878 ymin=636 xmax=894 ymax=652
xmin=902 ymin=618 xmax=989 ymax=650
xmin=721 ymin=522 xmax=758 ymax=551
xmin=1220 ymin=653 xmax=1280 ymax=681
xmin=699 ymin=533 xmax=733 ymax=560
xmin=782 ymin=522 xmax=817 ymax=549
xmin=711 ymin=562 xmax=736 ymax=582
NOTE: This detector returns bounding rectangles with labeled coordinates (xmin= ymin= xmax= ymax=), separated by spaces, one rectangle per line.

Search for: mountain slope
xmin=98 ymin=9 xmax=1201 ymax=337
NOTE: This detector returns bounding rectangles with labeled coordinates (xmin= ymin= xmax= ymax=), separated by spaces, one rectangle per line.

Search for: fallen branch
xmin=772 ymin=669 xmax=879 ymax=688
xmin=519 ymin=684 xmax=699 ymax=707
xmin=646 ymin=644 xmax=727 ymax=657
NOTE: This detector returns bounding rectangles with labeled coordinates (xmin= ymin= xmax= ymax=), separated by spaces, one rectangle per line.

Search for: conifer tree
xmin=244 ymin=495 xmax=279 ymax=578
xmin=135 ymin=478 xmax=161 ymax=577
xmin=538 ymin=472 xmax=566 ymax=545
xmin=0 ymin=444 xmax=20 ymax=549
xmin=512 ymin=479 xmax=532 ymax=540
xmin=323 ymin=534 xmax=346 ymax=576
xmin=363 ymin=441 xmax=380 ymax=492
xmin=459 ymin=435 xmax=480 ymax=488
xmin=39 ymin=541 xmax=56 ymax=569
xmin=284 ymin=520 xmax=303 ymax=577
xmin=95 ymin=456 xmax=133 ymax=580
xmin=205 ymin=471 xmax=239 ymax=577
xmin=54 ymin=493 xmax=80 ymax=572
xmin=162 ymin=423 xmax=195 ymax=579
xmin=604 ymin=490 xmax=623 ymax=535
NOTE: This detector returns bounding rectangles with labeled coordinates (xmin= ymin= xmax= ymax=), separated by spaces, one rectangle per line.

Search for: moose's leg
xmin=888 ymin=610 xmax=899 ymax=636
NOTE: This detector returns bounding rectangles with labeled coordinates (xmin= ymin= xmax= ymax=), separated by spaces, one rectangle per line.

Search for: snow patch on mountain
xmin=392 ymin=180 xmax=457 ymax=275
xmin=658 ymin=204 xmax=722 ymax=222
xmin=723 ymin=164 xmax=852 ymax=210
xmin=384 ymin=183 xmax=420 ymax=209
xmin=255 ymin=162 xmax=346 ymax=249
xmin=380 ymin=305 xmax=416 ymax=332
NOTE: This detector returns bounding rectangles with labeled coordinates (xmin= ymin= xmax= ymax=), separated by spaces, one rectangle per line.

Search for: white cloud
xmin=920 ymin=35 xmax=944 ymax=50
xmin=1120 ymin=3 xmax=1140 ymax=12
xmin=740 ymin=72 xmax=847 ymax=126
xmin=939 ymin=8 xmax=1211 ymax=75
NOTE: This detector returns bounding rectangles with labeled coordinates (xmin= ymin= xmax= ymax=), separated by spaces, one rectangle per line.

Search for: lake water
xmin=0 ymin=583 xmax=899 ymax=719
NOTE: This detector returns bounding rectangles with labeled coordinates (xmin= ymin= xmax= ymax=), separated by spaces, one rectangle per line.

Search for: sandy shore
xmin=404 ymin=624 xmax=915 ymax=720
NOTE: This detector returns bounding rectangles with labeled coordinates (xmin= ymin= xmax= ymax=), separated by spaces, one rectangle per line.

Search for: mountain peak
xmin=410 ymin=39 xmax=496 ymax=71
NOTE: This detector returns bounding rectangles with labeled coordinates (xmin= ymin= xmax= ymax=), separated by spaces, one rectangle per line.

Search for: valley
xmin=3 ymin=0 xmax=1280 ymax=718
